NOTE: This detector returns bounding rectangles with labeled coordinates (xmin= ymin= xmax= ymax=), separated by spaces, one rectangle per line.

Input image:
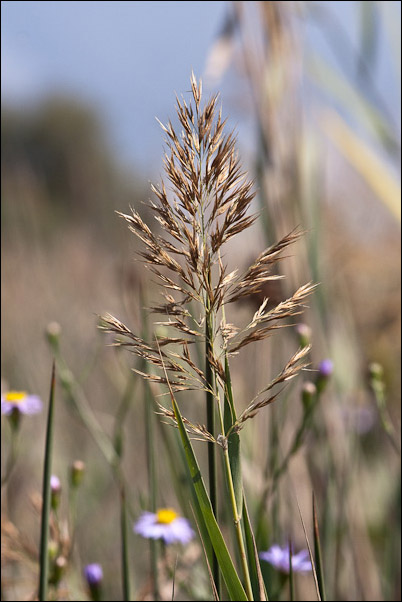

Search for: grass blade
xmin=205 ymin=310 xmax=220 ymax=596
xmin=243 ymin=498 xmax=268 ymax=601
xmin=120 ymin=484 xmax=131 ymax=601
xmin=38 ymin=360 xmax=56 ymax=601
xmin=157 ymin=338 xmax=247 ymax=599
xmin=171 ymin=393 xmax=248 ymax=600
xmin=313 ymin=493 xmax=327 ymax=601
xmin=192 ymin=506 xmax=220 ymax=601
xmin=223 ymin=354 xmax=242 ymax=515
xmin=295 ymin=493 xmax=321 ymax=602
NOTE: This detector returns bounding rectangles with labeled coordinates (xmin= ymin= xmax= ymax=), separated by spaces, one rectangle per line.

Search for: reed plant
xmin=101 ymin=73 xmax=316 ymax=601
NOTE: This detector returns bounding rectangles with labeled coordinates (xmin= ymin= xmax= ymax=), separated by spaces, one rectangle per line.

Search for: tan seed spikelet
xmin=101 ymin=74 xmax=316 ymax=428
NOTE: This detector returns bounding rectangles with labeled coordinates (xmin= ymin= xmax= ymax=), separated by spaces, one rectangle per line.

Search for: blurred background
xmin=1 ymin=1 xmax=401 ymax=601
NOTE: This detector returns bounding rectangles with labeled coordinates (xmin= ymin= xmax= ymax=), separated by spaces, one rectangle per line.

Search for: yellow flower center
xmin=4 ymin=391 xmax=27 ymax=404
xmin=156 ymin=508 xmax=178 ymax=524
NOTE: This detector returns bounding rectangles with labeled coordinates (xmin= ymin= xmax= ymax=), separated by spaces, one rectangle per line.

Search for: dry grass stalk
xmin=101 ymin=73 xmax=314 ymax=440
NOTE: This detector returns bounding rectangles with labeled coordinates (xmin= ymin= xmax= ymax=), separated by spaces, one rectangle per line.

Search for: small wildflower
xmin=50 ymin=475 xmax=62 ymax=510
xmin=134 ymin=508 xmax=194 ymax=545
xmin=1 ymin=390 xmax=43 ymax=430
xmin=260 ymin=544 xmax=312 ymax=574
xmin=1 ymin=391 xmax=43 ymax=415
xmin=84 ymin=564 xmax=103 ymax=601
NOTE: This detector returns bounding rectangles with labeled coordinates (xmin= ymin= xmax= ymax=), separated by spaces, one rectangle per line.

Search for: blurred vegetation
xmin=1 ymin=1 xmax=401 ymax=601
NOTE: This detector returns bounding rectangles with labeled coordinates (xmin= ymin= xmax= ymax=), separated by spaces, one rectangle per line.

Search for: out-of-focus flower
xmin=84 ymin=564 xmax=103 ymax=601
xmin=50 ymin=475 xmax=62 ymax=510
xmin=134 ymin=508 xmax=194 ymax=545
xmin=50 ymin=556 xmax=67 ymax=585
xmin=84 ymin=563 xmax=103 ymax=586
xmin=301 ymin=381 xmax=317 ymax=410
xmin=259 ymin=544 xmax=312 ymax=574
xmin=70 ymin=460 xmax=85 ymax=488
xmin=318 ymin=359 xmax=333 ymax=379
xmin=1 ymin=391 xmax=43 ymax=415
xmin=295 ymin=324 xmax=312 ymax=348
xmin=45 ymin=321 xmax=61 ymax=349
xmin=342 ymin=404 xmax=377 ymax=435
xmin=316 ymin=359 xmax=333 ymax=393
xmin=50 ymin=475 xmax=61 ymax=492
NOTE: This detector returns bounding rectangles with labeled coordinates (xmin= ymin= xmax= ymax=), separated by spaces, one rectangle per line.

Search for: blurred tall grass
xmin=1 ymin=1 xmax=400 ymax=601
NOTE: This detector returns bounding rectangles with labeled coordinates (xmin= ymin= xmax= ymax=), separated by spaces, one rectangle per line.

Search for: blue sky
xmin=2 ymin=1 xmax=228 ymax=172
xmin=2 ymin=1 xmax=400 ymax=176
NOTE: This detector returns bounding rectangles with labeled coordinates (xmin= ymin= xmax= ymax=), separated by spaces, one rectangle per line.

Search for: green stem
xmin=120 ymin=484 xmax=131 ymax=601
xmin=39 ymin=361 xmax=56 ymax=601
xmin=217 ymin=402 xmax=253 ymax=601
xmin=205 ymin=310 xmax=220 ymax=596
xmin=1 ymin=428 xmax=18 ymax=488
xmin=145 ymin=380 xmax=159 ymax=601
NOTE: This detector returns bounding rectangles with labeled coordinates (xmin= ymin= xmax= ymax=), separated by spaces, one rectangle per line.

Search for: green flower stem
xmin=1 ymin=428 xmax=18 ymax=488
xmin=205 ymin=282 xmax=220 ymax=596
xmin=120 ymin=484 xmax=131 ymax=601
xmin=144 ymin=379 xmax=160 ymax=602
xmin=141 ymin=297 xmax=160 ymax=602
xmin=39 ymin=361 xmax=56 ymax=602
xmin=216 ymin=402 xmax=253 ymax=601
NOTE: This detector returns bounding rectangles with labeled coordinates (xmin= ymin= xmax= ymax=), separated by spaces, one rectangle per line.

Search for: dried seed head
xmin=101 ymin=75 xmax=316 ymax=429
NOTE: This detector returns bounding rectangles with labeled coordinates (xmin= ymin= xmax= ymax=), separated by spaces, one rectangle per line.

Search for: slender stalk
xmin=142 ymin=301 xmax=160 ymax=602
xmin=217 ymin=402 xmax=253 ymax=601
xmin=1 ymin=428 xmax=18 ymax=488
xmin=120 ymin=484 xmax=131 ymax=601
xmin=39 ymin=361 xmax=56 ymax=601
xmin=145 ymin=380 xmax=159 ymax=602
xmin=205 ymin=307 xmax=220 ymax=596
xmin=313 ymin=494 xmax=327 ymax=602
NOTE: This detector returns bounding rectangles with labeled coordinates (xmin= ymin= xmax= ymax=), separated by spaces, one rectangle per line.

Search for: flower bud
xmin=45 ymin=322 xmax=61 ymax=350
xmin=70 ymin=460 xmax=85 ymax=488
xmin=51 ymin=556 xmax=67 ymax=585
xmin=84 ymin=563 xmax=103 ymax=601
xmin=302 ymin=381 xmax=317 ymax=411
xmin=295 ymin=324 xmax=311 ymax=348
xmin=368 ymin=362 xmax=384 ymax=381
xmin=315 ymin=359 xmax=333 ymax=393
xmin=48 ymin=540 xmax=59 ymax=562
xmin=50 ymin=475 xmax=62 ymax=510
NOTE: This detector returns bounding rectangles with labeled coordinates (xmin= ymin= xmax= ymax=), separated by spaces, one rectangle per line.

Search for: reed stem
xmin=120 ymin=484 xmax=131 ymax=601
xmin=216 ymin=400 xmax=253 ymax=601
xmin=39 ymin=361 xmax=56 ymax=602
xmin=205 ymin=306 xmax=220 ymax=596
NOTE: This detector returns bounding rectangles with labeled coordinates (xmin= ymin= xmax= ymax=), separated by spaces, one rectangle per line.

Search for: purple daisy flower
xmin=260 ymin=544 xmax=312 ymax=574
xmin=134 ymin=508 xmax=194 ymax=545
xmin=1 ymin=391 xmax=43 ymax=415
